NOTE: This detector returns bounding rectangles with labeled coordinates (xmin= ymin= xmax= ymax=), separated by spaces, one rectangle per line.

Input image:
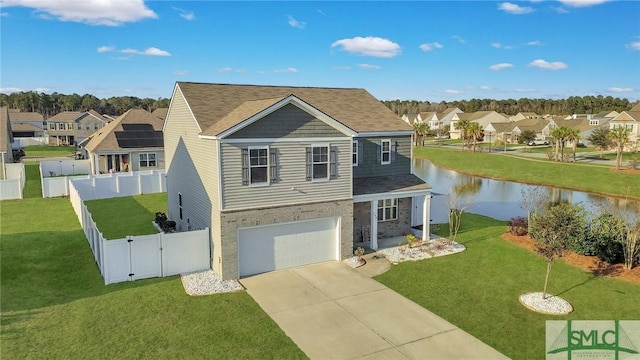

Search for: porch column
xmin=370 ymin=200 xmax=378 ymax=250
xmin=422 ymin=194 xmax=430 ymax=242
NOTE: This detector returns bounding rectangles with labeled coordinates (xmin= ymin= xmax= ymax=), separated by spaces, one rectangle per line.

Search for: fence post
xmin=138 ymin=172 xmax=142 ymax=195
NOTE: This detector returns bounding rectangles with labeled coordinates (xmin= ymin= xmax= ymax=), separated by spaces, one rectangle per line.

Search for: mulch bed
xmin=501 ymin=233 xmax=640 ymax=286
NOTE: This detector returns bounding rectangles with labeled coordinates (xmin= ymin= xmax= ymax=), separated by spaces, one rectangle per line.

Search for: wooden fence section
xmin=69 ymin=180 xmax=209 ymax=285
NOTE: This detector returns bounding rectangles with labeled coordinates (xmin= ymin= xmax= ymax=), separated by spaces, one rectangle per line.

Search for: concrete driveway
xmin=240 ymin=262 xmax=508 ymax=360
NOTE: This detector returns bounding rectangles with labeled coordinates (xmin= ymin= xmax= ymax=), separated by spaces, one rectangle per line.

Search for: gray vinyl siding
xmin=131 ymin=150 xmax=165 ymax=171
xmin=353 ymin=136 xmax=412 ymax=178
xmin=220 ymin=140 xmax=352 ymax=210
xmin=164 ymin=87 xmax=219 ymax=236
xmin=227 ymin=104 xmax=345 ymax=139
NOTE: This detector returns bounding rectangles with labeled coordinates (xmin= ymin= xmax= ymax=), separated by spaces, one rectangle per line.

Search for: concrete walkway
xmin=240 ymin=262 xmax=508 ymax=360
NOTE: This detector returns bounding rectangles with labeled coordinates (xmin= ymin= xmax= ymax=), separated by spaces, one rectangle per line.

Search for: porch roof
xmin=353 ymin=174 xmax=431 ymax=202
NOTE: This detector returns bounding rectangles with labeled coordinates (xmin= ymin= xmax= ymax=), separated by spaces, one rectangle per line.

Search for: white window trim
xmin=178 ymin=192 xmax=183 ymax=221
xmin=352 ymin=140 xmax=358 ymax=167
xmin=311 ymin=143 xmax=330 ymax=182
xmin=377 ymin=198 xmax=398 ymax=222
xmin=248 ymin=145 xmax=270 ymax=187
xmin=139 ymin=152 xmax=157 ymax=167
xmin=381 ymin=139 xmax=391 ymax=165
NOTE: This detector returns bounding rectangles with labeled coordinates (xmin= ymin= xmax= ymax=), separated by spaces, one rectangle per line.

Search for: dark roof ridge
xmin=176 ymin=81 xmax=364 ymax=91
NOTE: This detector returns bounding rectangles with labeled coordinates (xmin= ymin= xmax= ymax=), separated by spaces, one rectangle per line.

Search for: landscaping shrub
xmin=508 ymin=216 xmax=528 ymax=236
xmin=587 ymin=212 xmax=625 ymax=264
xmin=531 ymin=203 xmax=587 ymax=255
xmin=154 ymin=212 xmax=176 ymax=233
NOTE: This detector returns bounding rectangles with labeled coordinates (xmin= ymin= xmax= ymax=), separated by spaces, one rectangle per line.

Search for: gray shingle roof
xmin=176 ymin=82 xmax=412 ymax=136
xmin=84 ymin=109 xmax=163 ymax=152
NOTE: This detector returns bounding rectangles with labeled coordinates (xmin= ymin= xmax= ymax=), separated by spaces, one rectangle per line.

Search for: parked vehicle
xmin=528 ymin=139 xmax=549 ymax=146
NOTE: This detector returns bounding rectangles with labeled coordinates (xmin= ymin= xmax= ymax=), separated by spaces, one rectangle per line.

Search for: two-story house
xmin=164 ymin=82 xmax=431 ymax=280
xmin=46 ymin=110 xmax=110 ymax=146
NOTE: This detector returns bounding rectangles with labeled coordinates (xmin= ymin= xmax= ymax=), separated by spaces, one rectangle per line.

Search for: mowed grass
xmin=375 ymin=214 xmax=640 ymax=360
xmin=85 ymin=193 xmax=167 ymax=239
xmin=1 ymin=198 xmax=305 ymax=359
xmin=414 ymin=146 xmax=640 ymax=199
xmin=23 ymin=145 xmax=74 ymax=158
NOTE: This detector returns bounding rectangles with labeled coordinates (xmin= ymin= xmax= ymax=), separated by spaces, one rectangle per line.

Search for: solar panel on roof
xmin=122 ymin=124 xmax=154 ymax=131
xmin=114 ymin=129 xmax=163 ymax=148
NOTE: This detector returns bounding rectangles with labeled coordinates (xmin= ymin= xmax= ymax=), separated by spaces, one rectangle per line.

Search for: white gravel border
xmin=344 ymin=237 xmax=465 ymax=267
xmin=519 ymin=292 xmax=573 ymax=315
xmin=181 ymin=269 xmax=244 ymax=295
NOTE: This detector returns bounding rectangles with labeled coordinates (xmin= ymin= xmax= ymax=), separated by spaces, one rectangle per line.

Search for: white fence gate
xmin=69 ymin=179 xmax=209 ymax=285
xmin=0 ymin=163 xmax=26 ymax=200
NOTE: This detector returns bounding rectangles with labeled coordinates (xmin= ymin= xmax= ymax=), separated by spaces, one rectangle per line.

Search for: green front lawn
xmin=414 ymin=146 xmax=640 ymax=199
xmin=376 ymin=214 xmax=640 ymax=359
xmin=85 ymin=193 xmax=167 ymax=239
xmin=23 ymin=145 xmax=74 ymax=158
xmin=0 ymin=196 xmax=305 ymax=359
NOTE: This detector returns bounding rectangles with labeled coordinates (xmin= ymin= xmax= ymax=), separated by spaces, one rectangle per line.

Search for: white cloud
xmin=551 ymin=6 xmax=570 ymax=13
xmin=317 ymin=9 xmax=326 ymax=16
xmin=118 ymin=47 xmax=171 ymax=56
xmin=625 ymin=41 xmax=640 ymax=51
xmin=444 ymin=89 xmax=462 ymax=94
xmin=528 ymin=59 xmax=567 ymax=70
xmin=526 ymin=40 xmax=543 ymax=46
xmin=608 ymin=87 xmax=633 ymax=92
xmin=489 ymin=63 xmax=514 ymax=71
xmin=358 ymin=63 xmax=381 ymax=70
xmin=498 ymin=2 xmax=534 ymax=14
xmin=452 ymin=35 xmax=466 ymax=44
xmin=143 ymin=47 xmax=170 ymax=56
xmin=1 ymin=12 xmax=9 ymax=16
xmin=480 ymin=86 xmax=492 ymax=90
xmin=174 ymin=70 xmax=189 ymax=76
xmin=173 ymin=7 xmax=195 ymax=21
xmin=218 ymin=67 xmax=248 ymax=74
xmin=97 ymin=45 xmax=115 ymax=53
xmin=274 ymin=67 xmax=299 ymax=73
xmin=0 ymin=0 xmax=157 ymax=26
xmin=558 ymin=0 xmax=611 ymax=7
xmin=331 ymin=65 xmax=352 ymax=70
xmin=491 ymin=43 xmax=514 ymax=49
xmin=34 ymin=87 xmax=50 ymax=93
xmin=515 ymin=88 xmax=538 ymax=93
xmin=419 ymin=42 xmax=443 ymax=52
xmin=288 ymin=15 xmax=305 ymax=29
xmin=331 ymin=36 xmax=401 ymax=58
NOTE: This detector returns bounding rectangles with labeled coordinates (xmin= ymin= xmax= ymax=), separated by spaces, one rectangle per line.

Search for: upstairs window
xmin=249 ymin=147 xmax=268 ymax=184
xmin=352 ymin=140 xmax=358 ymax=166
xmin=306 ymin=145 xmax=337 ymax=181
xmin=378 ymin=139 xmax=395 ymax=165
xmin=241 ymin=147 xmax=278 ymax=186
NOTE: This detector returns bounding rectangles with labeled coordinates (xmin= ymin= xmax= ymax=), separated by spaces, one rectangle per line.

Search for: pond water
xmin=413 ymin=159 xmax=640 ymax=221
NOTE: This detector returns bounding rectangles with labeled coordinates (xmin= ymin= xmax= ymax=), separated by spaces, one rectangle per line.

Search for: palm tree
xmin=550 ymin=126 xmax=573 ymax=162
xmin=467 ymin=122 xmax=483 ymax=152
xmin=564 ymin=127 xmax=580 ymax=162
xmin=608 ymin=126 xmax=630 ymax=170
xmin=455 ymin=118 xmax=471 ymax=151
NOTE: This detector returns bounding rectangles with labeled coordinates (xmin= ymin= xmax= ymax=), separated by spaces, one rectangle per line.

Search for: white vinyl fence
xmin=42 ymin=166 xmax=166 ymax=198
xmin=13 ymin=136 xmax=49 ymax=148
xmin=0 ymin=163 xmax=26 ymax=200
xmin=69 ymin=179 xmax=210 ymax=285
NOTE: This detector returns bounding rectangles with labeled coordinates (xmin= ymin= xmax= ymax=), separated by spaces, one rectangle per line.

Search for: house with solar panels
xmin=80 ymin=109 xmax=164 ymax=174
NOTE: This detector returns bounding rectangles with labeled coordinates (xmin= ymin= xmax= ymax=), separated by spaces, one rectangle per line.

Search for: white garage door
xmin=238 ymin=217 xmax=339 ymax=277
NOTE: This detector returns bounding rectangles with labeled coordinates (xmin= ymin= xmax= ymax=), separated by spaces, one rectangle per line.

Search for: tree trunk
xmin=617 ymin=143 xmax=623 ymax=170
xmin=543 ymin=260 xmax=553 ymax=299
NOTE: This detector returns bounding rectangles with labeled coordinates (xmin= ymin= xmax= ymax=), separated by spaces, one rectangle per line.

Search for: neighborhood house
xmin=163 ymin=82 xmax=432 ymax=280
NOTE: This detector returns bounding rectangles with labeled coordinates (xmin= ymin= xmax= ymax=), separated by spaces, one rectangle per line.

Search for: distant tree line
xmin=382 ymin=95 xmax=636 ymax=116
xmin=0 ymin=91 xmax=170 ymax=119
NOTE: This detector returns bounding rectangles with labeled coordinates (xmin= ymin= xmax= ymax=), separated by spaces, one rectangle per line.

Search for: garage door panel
xmin=239 ymin=217 xmax=338 ymax=277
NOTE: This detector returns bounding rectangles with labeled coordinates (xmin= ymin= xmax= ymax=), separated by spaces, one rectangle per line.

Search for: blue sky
xmin=1 ymin=0 xmax=639 ymax=102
